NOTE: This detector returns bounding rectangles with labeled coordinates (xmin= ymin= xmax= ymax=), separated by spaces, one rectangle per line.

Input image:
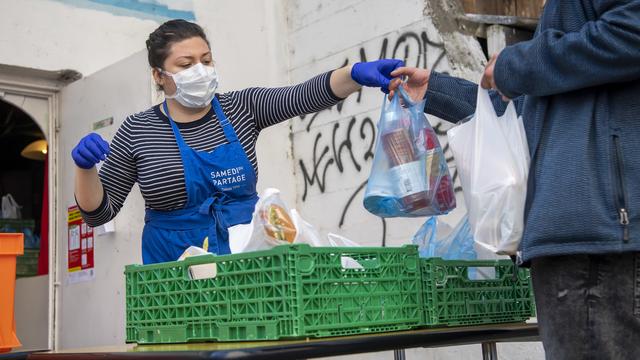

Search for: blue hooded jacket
xmin=425 ymin=0 xmax=640 ymax=262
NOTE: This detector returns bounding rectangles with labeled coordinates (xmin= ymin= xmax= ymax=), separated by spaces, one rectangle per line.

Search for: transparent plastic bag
xmin=364 ymin=87 xmax=456 ymax=218
xmin=447 ymin=89 xmax=530 ymax=255
xmin=231 ymin=188 xmax=297 ymax=252
xmin=413 ymin=215 xmax=477 ymax=260
xmin=258 ymin=189 xmax=297 ymax=245
xmin=229 ymin=188 xmax=352 ymax=253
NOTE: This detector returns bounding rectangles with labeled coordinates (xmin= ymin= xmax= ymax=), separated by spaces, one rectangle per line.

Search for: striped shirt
xmin=81 ymin=71 xmax=340 ymax=226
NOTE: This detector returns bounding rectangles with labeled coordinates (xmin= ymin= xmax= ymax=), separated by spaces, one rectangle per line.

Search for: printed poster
xmin=67 ymin=205 xmax=95 ymax=284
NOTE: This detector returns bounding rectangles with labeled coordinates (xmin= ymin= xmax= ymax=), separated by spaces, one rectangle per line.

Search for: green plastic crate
xmin=420 ymin=258 xmax=535 ymax=327
xmin=125 ymin=244 xmax=423 ymax=344
xmin=0 ymin=219 xmax=35 ymax=233
xmin=16 ymin=248 xmax=40 ymax=277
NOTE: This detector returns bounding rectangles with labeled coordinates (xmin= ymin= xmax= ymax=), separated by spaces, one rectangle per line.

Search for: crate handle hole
xmin=467 ymin=267 xmax=497 ymax=280
xmin=341 ymin=256 xmax=365 ymax=270
xmin=188 ymin=263 xmax=217 ymax=280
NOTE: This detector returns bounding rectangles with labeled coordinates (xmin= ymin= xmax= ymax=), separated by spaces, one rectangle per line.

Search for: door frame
xmin=0 ymin=64 xmax=80 ymax=351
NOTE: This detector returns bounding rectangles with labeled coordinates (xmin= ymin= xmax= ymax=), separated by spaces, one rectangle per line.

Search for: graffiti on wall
xmin=294 ymin=28 xmax=460 ymax=246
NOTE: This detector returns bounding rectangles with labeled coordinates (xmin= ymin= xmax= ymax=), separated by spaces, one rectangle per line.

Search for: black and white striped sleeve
xmin=240 ymin=71 xmax=343 ymax=131
xmin=78 ymin=118 xmax=138 ymax=226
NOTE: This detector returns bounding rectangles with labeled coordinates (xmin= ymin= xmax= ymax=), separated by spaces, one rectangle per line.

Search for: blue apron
xmin=141 ymin=96 xmax=259 ymax=264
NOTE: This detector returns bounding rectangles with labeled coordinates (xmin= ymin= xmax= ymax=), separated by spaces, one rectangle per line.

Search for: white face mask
xmin=162 ymin=63 xmax=219 ymax=108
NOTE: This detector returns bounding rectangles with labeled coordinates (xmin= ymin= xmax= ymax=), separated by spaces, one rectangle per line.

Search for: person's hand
xmin=480 ymin=53 xmax=510 ymax=101
xmin=351 ymin=59 xmax=405 ymax=93
xmin=71 ymin=133 xmax=110 ymax=169
xmin=387 ymin=67 xmax=430 ymax=102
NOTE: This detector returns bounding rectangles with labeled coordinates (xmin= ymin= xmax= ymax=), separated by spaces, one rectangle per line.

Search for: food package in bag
xmin=229 ymin=188 xmax=327 ymax=253
xmin=363 ymin=87 xmax=456 ymax=218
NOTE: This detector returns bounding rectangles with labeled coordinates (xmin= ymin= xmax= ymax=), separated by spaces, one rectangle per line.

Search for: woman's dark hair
xmin=146 ymin=19 xmax=210 ymax=70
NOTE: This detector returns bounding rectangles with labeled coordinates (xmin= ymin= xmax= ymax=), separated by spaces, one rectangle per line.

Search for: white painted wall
xmin=0 ymin=0 xmax=160 ymax=77
xmin=194 ymin=0 xmax=296 ymax=205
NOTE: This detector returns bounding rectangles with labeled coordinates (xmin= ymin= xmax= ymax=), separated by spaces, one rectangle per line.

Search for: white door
xmin=56 ymin=50 xmax=153 ymax=349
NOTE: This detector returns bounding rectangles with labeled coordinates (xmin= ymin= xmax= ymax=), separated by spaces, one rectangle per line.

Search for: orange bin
xmin=0 ymin=233 xmax=23 ymax=353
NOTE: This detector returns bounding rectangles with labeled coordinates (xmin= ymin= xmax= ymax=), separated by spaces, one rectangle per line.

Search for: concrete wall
xmin=288 ymin=0 xmax=467 ymax=248
xmin=285 ymin=1 xmax=544 ymax=359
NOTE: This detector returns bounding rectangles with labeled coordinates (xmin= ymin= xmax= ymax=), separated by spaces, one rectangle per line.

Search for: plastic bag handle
xmin=475 ymin=88 xmax=495 ymax=116
xmin=396 ymin=85 xmax=416 ymax=107
xmin=476 ymin=87 xmax=517 ymax=117
xmin=381 ymin=85 xmax=413 ymax=111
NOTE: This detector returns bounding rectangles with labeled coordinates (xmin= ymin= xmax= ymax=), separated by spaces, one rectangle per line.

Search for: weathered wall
xmin=285 ymin=1 xmax=543 ymax=359
xmin=287 ymin=0 xmax=478 ymax=248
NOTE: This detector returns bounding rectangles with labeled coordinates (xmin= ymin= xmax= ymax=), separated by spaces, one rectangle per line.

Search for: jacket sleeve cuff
xmin=424 ymin=71 xmax=478 ymax=123
xmin=494 ymin=49 xmax=522 ymax=99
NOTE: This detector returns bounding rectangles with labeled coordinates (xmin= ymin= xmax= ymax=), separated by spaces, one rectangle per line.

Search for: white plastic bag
xmin=1 ymin=194 xmax=22 ymax=219
xmin=447 ymin=89 xmax=530 ymax=255
xmin=290 ymin=209 xmax=325 ymax=247
xmin=327 ymin=233 xmax=361 ymax=247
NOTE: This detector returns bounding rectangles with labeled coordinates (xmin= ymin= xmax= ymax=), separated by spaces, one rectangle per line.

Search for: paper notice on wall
xmin=67 ymin=205 xmax=95 ymax=284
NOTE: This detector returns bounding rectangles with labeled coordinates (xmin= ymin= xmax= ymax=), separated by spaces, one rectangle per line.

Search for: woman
xmin=73 ymin=19 xmax=401 ymax=264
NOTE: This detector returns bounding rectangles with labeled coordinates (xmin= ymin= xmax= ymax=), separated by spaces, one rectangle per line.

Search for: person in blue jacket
xmin=72 ymin=19 xmax=402 ymax=264
xmin=391 ymin=1 xmax=640 ymax=358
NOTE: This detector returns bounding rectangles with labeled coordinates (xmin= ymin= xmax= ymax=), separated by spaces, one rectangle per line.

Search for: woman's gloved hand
xmin=351 ymin=59 xmax=405 ymax=93
xmin=71 ymin=133 xmax=110 ymax=169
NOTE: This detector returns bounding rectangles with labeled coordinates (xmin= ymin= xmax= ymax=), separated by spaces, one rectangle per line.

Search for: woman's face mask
xmin=161 ymin=63 xmax=219 ymax=108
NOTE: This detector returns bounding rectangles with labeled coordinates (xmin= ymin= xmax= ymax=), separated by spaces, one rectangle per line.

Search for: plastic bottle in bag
xmin=424 ymin=128 xmax=456 ymax=212
xmin=414 ymin=125 xmax=456 ymax=213
xmin=382 ymin=126 xmax=430 ymax=213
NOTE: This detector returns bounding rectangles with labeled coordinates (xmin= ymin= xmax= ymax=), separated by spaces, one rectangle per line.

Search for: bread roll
xmin=260 ymin=204 xmax=296 ymax=243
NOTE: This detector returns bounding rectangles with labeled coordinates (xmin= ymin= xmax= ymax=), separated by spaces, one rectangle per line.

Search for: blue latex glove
xmin=71 ymin=133 xmax=110 ymax=169
xmin=351 ymin=59 xmax=405 ymax=93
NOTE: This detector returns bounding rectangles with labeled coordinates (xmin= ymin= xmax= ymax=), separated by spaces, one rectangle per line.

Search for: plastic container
xmin=16 ymin=249 xmax=40 ymax=277
xmin=125 ymin=244 xmax=423 ymax=344
xmin=421 ymin=258 xmax=535 ymax=327
xmin=0 ymin=233 xmax=24 ymax=353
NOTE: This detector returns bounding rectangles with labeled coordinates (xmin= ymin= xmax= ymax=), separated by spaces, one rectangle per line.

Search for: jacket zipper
xmin=612 ymin=135 xmax=630 ymax=242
